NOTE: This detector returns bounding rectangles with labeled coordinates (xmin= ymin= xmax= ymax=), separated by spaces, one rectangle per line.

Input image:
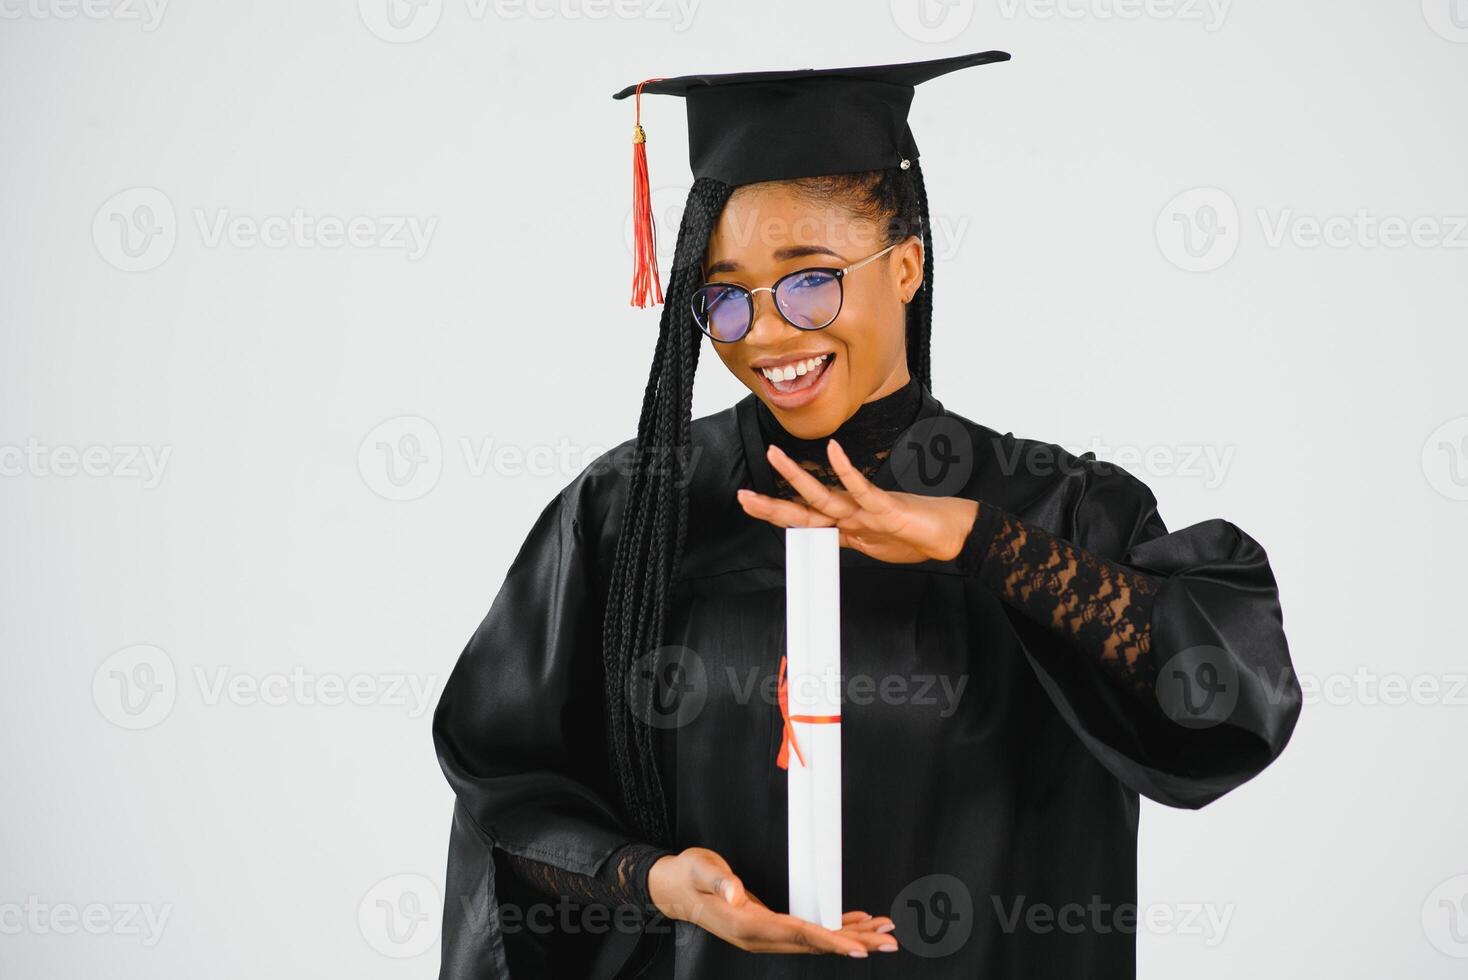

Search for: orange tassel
xmin=630 ymin=78 xmax=664 ymax=308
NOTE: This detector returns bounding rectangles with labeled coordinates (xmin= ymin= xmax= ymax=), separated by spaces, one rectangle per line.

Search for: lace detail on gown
xmin=501 ymin=841 xmax=671 ymax=921
xmin=957 ymin=500 xmax=1160 ymax=698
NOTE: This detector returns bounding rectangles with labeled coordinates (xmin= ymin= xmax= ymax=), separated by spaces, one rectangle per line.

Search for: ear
xmin=894 ymin=234 xmax=924 ymax=303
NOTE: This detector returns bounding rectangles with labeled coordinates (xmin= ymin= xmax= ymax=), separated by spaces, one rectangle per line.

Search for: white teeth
xmin=761 ymin=353 xmax=830 ymax=383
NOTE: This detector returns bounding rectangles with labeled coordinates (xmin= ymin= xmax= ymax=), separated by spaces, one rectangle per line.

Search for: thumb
xmin=689 ymin=851 xmax=746 ymax=906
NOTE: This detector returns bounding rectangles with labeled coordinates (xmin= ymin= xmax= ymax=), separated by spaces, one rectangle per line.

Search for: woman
xmin=433 ymin=53 xmax=1301 ymax=979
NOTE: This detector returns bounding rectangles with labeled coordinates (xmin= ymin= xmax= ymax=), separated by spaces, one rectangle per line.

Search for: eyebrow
xmin=704 ymin=244 xmax=848 ymax=277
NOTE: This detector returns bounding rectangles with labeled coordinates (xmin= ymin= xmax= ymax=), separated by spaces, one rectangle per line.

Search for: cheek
xmin=834 ymin=286 xmax=904 ymax=358
xmin=711 ymin=341 xmax=739 ymax=372
xmin=842 ymin=274 xmax=898 ymax=323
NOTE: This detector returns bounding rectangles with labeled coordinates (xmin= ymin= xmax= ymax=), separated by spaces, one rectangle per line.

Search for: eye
xmin=787 ymin=270 xmax=835 ymax=291
xmin=701 ymin=285 xmax=740 ymax=309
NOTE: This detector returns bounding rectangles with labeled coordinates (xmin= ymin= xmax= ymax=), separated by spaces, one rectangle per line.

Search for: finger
xmin=825 ymin=439 xmax=900 ymax=520
xmin=761 ymin=914 xmax=870 ymax=957
xmin=765 ymin=445 xmax=860 ymax=520
xmin=736 ymin=488 xmax=836 ymax=529
xmin=837 ymin=911 xmax=897 ymax=940
xmin=721 ymin=876 xmax=746 ymax=906
xmin=790 ymin=917 xmax=874 ymax=957
xmin=841 ymin=915 xmax=896 ymax=934
xmin=841 ymin=926 xmax=901 ymax=953
xmin=690 ymin=861 xmax=744 ymax=906
xmin=716 ymin=902 xmax=868 ymax=957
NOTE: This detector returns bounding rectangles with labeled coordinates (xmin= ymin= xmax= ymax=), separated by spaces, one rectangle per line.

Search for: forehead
xmin=706 ymin=183 xmax=884 ymax=259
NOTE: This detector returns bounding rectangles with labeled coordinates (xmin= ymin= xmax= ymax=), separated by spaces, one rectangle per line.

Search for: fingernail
xmin=847 ymin=950 xmax=868 ymax=958
xmin=876 ymin=922 xmax=896 ymax=934
xmin=879 ymin=942 xmax=897 ymax=952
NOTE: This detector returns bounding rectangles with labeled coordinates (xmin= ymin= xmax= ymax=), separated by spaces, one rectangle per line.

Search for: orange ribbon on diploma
xmin=776 ymin=654 xmax=841 ymax=770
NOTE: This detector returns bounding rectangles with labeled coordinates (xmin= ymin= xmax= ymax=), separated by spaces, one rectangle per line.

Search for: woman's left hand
xmin=736 ymin=440 xmax=980 ymax=564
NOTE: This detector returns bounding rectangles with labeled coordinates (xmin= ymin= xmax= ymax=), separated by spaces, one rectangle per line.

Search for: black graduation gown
xmin=432 ymin=383 xmax=1302 ymax=979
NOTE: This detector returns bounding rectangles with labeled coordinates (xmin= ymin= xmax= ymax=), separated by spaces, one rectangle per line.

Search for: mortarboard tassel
xmin=630 ymin=78 xmax=664 ymax=308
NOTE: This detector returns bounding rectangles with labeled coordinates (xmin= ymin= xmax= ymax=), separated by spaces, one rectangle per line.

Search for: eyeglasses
xmin=690 ymin=242 xmax=900 ymax=343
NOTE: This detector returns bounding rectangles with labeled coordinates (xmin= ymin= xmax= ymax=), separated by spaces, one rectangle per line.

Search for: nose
xmin=743 ymin=287 xmax=797 ymax=347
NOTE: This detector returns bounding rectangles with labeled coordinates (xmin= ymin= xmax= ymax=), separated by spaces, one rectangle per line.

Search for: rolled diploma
xmin=785 ymin=526 xmax=842 ymax=930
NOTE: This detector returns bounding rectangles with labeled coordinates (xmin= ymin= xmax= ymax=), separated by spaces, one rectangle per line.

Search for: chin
xmin=767 ymin=396 xmax=847 ymax=441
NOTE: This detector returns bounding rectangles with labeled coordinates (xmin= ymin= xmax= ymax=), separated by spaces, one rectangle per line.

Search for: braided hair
xmin=602 ymin=161 xmax=935 ymax=846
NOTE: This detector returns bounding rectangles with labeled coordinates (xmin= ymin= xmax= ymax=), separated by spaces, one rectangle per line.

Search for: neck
xmin=754 ymin=375 xmax=923 ymax=495
xmin=865 ymin=359 xmax=913 ymax=405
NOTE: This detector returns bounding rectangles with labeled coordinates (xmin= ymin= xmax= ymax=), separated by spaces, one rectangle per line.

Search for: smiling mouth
xmin=756 ymin=352 xmax=835 ymax=395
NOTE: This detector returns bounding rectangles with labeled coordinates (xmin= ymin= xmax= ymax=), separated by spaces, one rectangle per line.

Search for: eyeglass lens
xmin=692 ymin=269 xmax=842 ymax=341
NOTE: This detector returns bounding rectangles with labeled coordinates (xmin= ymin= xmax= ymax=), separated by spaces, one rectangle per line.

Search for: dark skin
xmin=648 ymin=181 xmax=982 ymax=957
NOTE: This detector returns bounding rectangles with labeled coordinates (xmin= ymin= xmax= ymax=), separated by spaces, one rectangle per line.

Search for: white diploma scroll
xmin=784 ymin=526 xmax=843 ymax=930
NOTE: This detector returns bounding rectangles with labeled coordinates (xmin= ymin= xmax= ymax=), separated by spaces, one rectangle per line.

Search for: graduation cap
xmin=613 ymin=50 xmax=1011 ymax=307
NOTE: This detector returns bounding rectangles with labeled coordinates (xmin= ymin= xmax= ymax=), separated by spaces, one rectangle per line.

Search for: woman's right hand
xmin=647 ymin=847 xmax=899 ymax=958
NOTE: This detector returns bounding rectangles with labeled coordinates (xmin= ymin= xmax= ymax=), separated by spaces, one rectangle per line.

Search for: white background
xmin=2 ymin=1 xmax=1466 ymax=977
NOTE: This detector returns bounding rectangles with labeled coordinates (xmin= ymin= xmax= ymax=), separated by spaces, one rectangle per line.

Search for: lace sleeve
xmin=500 ymin=842 xmax=673 ymax=921
xmin=956 ymin=499 xmax=1161 ymax=699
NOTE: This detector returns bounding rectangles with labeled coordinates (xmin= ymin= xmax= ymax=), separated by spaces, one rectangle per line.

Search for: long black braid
xmin=907 ymin=161 xmax=936 ymax=390
xmin=602 ymin=161 xmax=935 ymax=846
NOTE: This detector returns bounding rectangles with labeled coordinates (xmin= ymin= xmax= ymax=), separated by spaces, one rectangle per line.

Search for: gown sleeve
xmin=432 ymin=482 xmax=671 ymax=979
xmin=954 ymin=462 xmax=1302 ymax=809
xmin=500 ymin=841 xmax=672 ymax=914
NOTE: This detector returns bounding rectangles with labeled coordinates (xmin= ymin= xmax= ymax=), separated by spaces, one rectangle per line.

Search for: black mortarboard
xmin=613 ymin=51 xmax=1011 ymax=307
